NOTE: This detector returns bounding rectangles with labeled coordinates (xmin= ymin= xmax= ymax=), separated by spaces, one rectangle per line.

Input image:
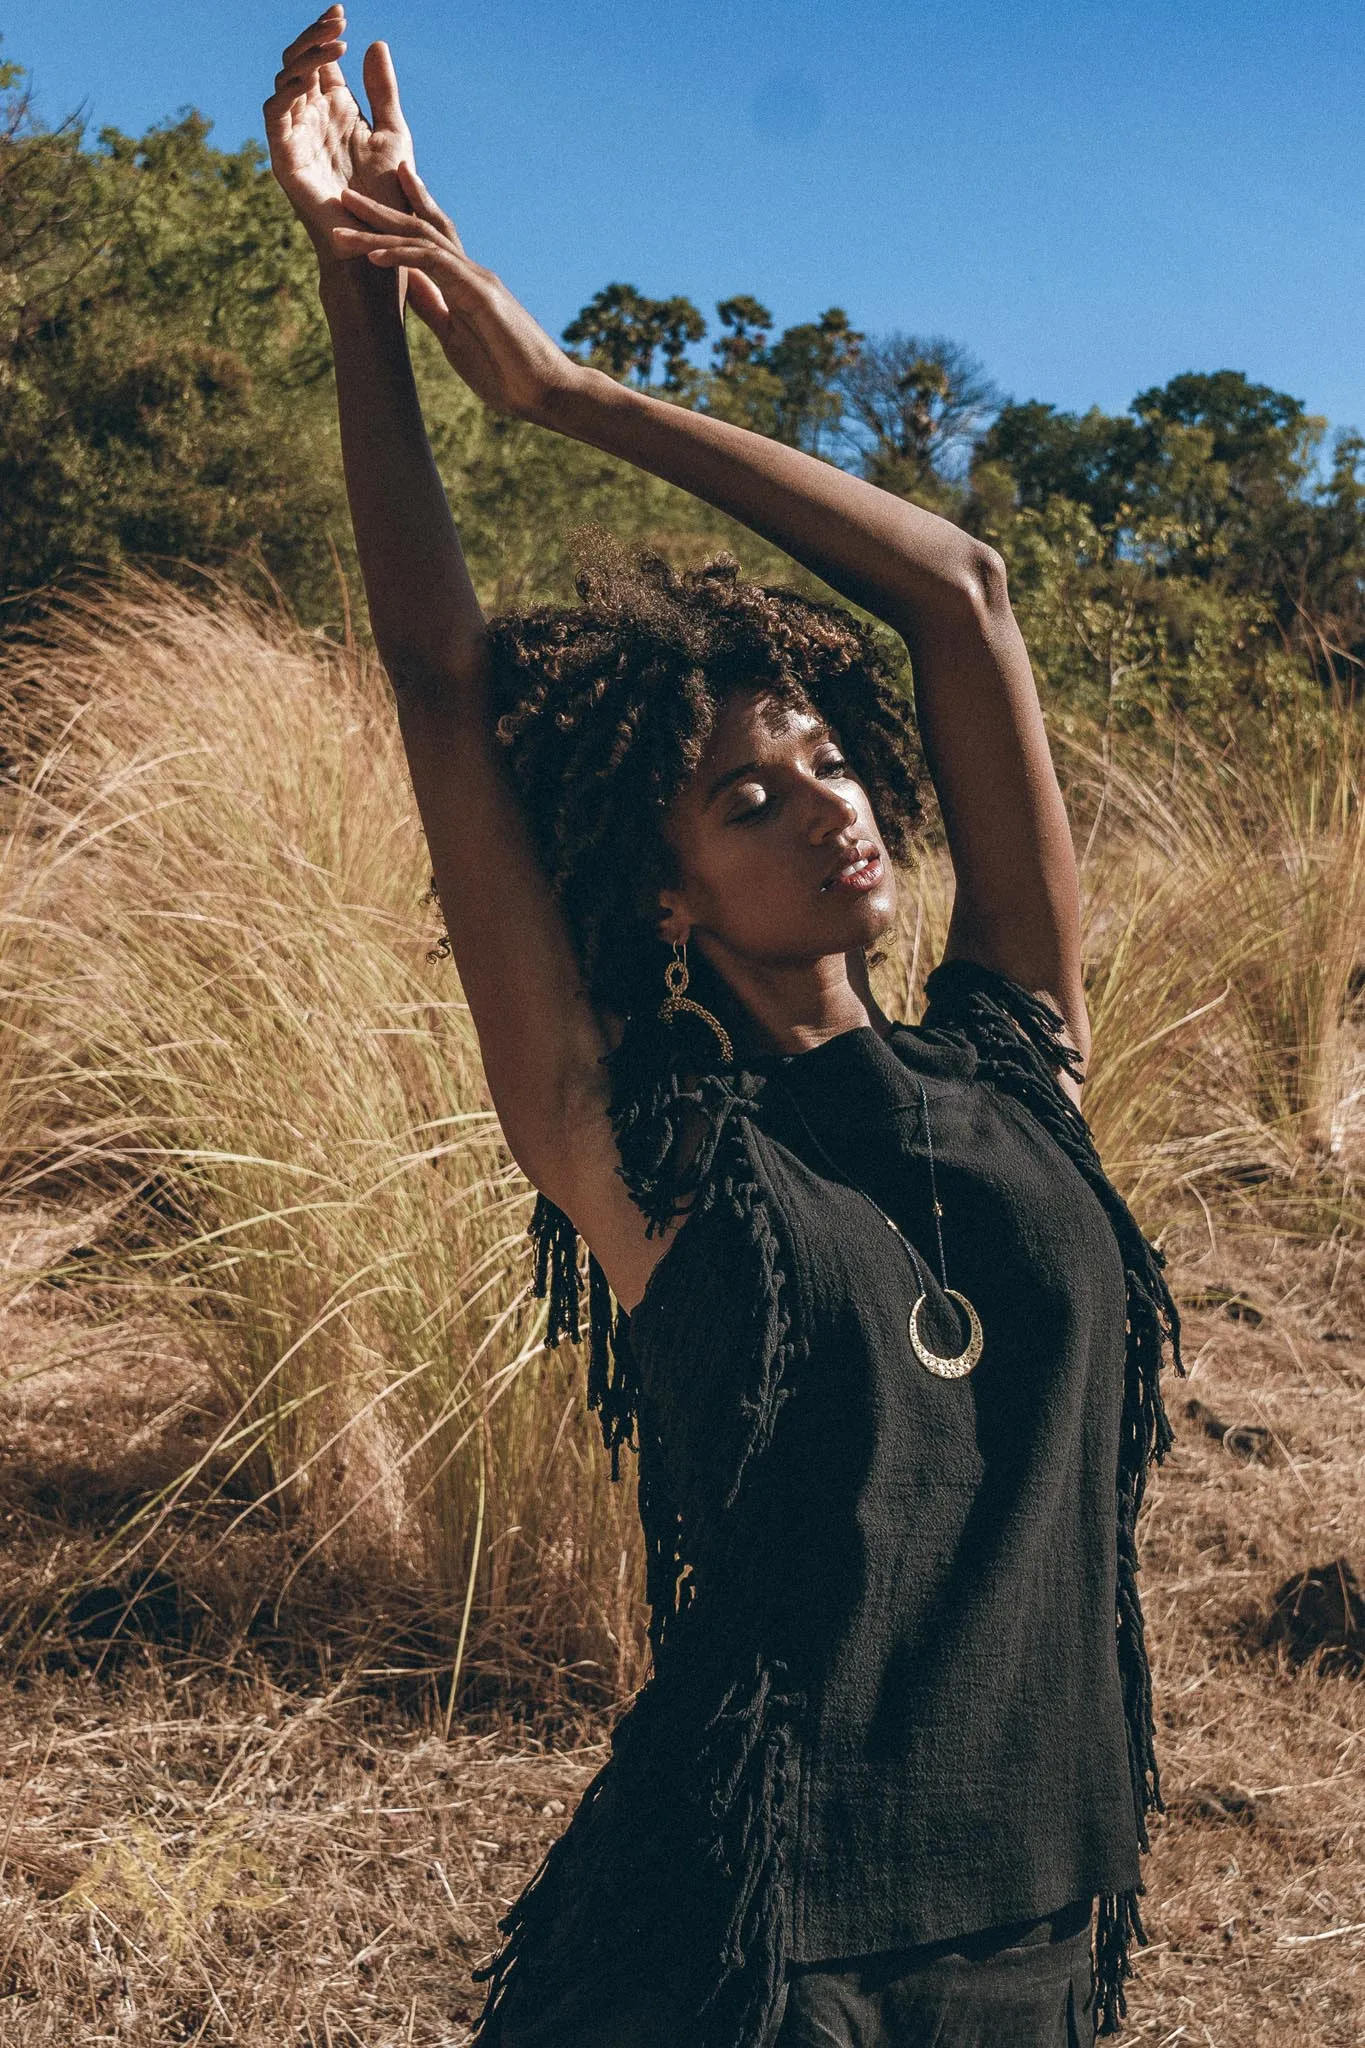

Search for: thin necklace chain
xmin=920 ymin=1079 xmax=950 ymax=1292
xmin=775 ymin=1071 xmax=951 ymax=1294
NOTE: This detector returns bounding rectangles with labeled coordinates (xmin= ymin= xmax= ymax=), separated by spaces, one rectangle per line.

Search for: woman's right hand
xmin=330 ymin=168 xmax=586 ymax=424
xmin=263 ymin=5 xmax=412 ymax=258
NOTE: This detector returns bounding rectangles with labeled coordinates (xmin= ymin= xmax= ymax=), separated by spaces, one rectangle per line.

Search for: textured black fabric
xmin=776 ymin=1902 xmax=1097 ymax=2048
xmin=493 ymin=1903 xmax=1095 ymax=2048
xmin=470 ymin=963 xmax=1179 ymax=2047
xmin=631 ymin=1021 xmax=1139 ymax=1962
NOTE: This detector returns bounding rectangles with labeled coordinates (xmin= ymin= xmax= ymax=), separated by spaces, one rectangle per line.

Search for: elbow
xmin=895 ymin=539 xmax=1013 ymax=641
xmin=958 ymin=542 xmax=1011 ymax=620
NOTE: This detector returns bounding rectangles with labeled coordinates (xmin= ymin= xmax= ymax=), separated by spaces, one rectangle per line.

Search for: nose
xmin=806 ymin=776 xmax=859 ymax=841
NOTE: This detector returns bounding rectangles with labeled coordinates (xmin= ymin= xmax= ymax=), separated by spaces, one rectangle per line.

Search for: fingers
xmin=341 ymin=177 xmax=466 ymax=256
xmin=272 ymin=40 xmax=344 ymax=97
xmin=404 ymin=268 xmax=453 ymax=338
xmin=332 ymin=228 xmax=443 ymax=267
xmin=397 ymin=159 xmax=464 ymax=251
xmin=280 ymin=5 xmax=345 ymax=70
xmin=338 ymin=187 xmax=420 ymax=231
xmin=362 ymin=40 xmax=407 ymax=133
xmin=332 ymin=230 xmax=472 ymax=297
xmin=271 ymin=7 xmax=345 ymax=97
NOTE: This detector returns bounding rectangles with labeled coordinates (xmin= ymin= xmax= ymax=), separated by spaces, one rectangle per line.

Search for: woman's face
xmin=658 ymin=689 xmax=898 ymax=972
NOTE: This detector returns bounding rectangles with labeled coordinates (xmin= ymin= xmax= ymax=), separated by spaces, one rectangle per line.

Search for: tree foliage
xmin=561 ymin=284 xmax=861 ymax=452
xmin=1 ymin=41 xmax=1361 ymax=737
xmin=837 ymin=333 xmax=1000 ymax=509
xmin=970 ymin=371 xmax=1364 ymax=724
xmin=0 ymin=66 xmax=346 ymax=617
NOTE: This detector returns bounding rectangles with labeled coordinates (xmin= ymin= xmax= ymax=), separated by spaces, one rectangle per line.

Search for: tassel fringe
xmin=1094 ymin=1887 xmax=1148 ymax=2035
xmin=921 ymin=959 xmax=1182 ymax=2037
xmin=507 ymin=963 xmax=1181 ymax=2044
xmin=492 ymin=1054 xmax=805 ymax=2047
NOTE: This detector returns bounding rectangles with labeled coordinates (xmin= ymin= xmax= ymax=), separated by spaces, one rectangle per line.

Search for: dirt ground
xmin=1 ymin=1204 xmax=1362 ymax=2046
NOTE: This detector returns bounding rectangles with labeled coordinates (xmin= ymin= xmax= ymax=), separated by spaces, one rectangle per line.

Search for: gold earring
xmin=658 ymin=939 xmax=734 ymax=1064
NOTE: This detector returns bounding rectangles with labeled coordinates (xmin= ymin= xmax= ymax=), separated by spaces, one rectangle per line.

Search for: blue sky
xmin=9 ymin=0 xmax=1364 ymax=443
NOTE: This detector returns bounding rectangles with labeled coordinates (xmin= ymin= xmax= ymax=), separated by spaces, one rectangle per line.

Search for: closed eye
xmin=728 ymin=790 xmax=769 ymax=824
xmin=728 ymin=755 xmax=854 ymax=823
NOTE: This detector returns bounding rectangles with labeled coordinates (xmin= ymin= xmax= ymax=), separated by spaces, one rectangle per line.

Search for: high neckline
xmin=748 ymin=1018 xmax=978 ymax=1086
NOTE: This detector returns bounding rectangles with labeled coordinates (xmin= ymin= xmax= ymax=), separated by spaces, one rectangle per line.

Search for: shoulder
xmin=919 ymin=955 xmax=1088 ymax=1111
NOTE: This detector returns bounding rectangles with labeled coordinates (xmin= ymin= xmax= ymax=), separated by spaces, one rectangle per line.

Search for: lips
xmin=821 ymin=843 xmax=884 ymax=893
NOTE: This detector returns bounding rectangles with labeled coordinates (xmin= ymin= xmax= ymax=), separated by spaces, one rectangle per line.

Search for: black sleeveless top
xmin=471 ymin=963 xmax=1178 ymax=2048
xmin=627 ymin=1015 xmax=1140 ymax=1962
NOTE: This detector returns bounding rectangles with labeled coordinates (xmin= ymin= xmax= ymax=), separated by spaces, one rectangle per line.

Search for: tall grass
xmin=2 ymin=576 xmax=1362 ymax=1707
xmin=0 ymin=576 xmax=645 ymax=1711
xmin=1070 ymin=718 xmax=1365 ymax=1221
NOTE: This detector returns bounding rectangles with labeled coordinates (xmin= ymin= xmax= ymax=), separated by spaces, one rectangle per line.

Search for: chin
xmin=834 ymin=875 xmax=897 ymax=947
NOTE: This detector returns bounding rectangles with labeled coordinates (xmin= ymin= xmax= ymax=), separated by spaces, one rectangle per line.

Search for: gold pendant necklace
xmin=778 ymin=1068 xmax=984 ymax=1380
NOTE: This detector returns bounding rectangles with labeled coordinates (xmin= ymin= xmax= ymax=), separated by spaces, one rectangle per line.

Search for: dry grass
xmin=0 ymin=1656 xmax=601 ymax=2046
xmin=2 ymin=1213 xmax=1362 ymax=2043
xmin=2 ymin=576 xmax=1365 ymax=2040
xmin=0 ymin=576 xmax=647 ymax=1711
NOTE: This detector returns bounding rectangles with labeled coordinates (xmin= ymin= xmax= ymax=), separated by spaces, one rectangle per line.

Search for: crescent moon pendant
xmin=909 ymin=1290 xmax=984 ymax=1379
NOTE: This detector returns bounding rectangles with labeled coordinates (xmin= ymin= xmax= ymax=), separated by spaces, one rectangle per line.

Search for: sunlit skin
xmin=264 ymin=6 xmax=1089 ymax=1309
xmin=656 ymin=693 xmax=898 ymax=1054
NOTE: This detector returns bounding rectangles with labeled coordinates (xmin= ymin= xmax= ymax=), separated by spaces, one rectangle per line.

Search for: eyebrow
xmin=703 ymin=717 xmax=836 ymax=808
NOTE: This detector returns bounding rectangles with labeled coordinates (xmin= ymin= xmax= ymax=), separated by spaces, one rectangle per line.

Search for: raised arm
xmin=264 ymin=11 xmax=680 ymax=1307
xmin=333 ymin=179 xmax=1089 ymax=1090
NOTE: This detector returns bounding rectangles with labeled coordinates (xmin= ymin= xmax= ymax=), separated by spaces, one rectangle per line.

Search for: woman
xmin=264 ymin=13 xmax=1181 ymax=2045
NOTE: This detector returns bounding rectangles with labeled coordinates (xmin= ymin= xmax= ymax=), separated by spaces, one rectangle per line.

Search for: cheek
xmin=692 ymin=834 xmax=898 ymax=950
xmin=687 ymin=825 xmax=797 ymax=915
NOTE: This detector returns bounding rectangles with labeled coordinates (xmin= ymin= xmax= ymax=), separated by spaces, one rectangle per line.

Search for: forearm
xmin=319 ymin=260 xmax=487 ymax=698
xmin=536 ymin=375 xmax=1079 ymax=1007
xmin=542 ymin=368 xmax=993 ymax=640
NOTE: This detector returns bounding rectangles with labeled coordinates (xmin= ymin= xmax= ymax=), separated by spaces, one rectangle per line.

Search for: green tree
xmin=973 ymin=401 xmax=1144 ymax=533
xmin=562 ymin=284 xmax=706 ymax=393
xmin=765 ymin=307 xmax=862 ymax=453
xmin=838 ymin=333 xmax=999 ymax=506
xmin=0 ymin=68 xmax=344 ymax=621
xmin=562 ymin=282 xmax=663 ymax=382
xmin=712 ymin=294 xmax=773 ymax=374
xmin=703 ymin=296 xmax=784 ymax=434
xmin=653 ymin=294 xmax=708 ymax=399
xmin=973 ymin=369 xmax=1365 ymax=710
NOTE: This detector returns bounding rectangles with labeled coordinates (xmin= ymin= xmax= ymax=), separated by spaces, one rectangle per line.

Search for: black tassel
xmin=527 ymin=1197 xmax=640 ymax=1479
xmin=1094 ymin=1887 xmax=1147 ymax=2035
xmin=921 ymin=958 xmax=1183 ymax=2031
xmin=529 ymin=1190 xmax=582 ymax=1346
xmin=479 ymin=1097 xmax=806 ymax=2048
xmin=527 ymin=1000 xmax=749 ymax=1486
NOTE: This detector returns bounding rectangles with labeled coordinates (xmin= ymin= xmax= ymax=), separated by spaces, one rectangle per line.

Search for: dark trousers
xmin=492 ymin=1899 xmax=1096 ymax=2047
xmin=775 ymin=1900 xmax=1096 ymax=2047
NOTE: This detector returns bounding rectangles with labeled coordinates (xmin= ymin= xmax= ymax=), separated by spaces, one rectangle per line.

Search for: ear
xmin=655 ymin=889 xmax=690 ymax=947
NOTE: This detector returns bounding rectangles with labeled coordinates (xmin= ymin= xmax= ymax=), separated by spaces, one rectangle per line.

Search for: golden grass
xmin=2 ymin=577 xmax=1364 ymax=1673
xmin=1 ymin=1214 xmax=1361 ymax=2043
xmin=1 ymin=575 xmax=1364 ymax=2039
xmin=1066 ymin=720 xmax=1365 ymax=1230
xmin=0 ymin=576 xmax=646 ymax=1711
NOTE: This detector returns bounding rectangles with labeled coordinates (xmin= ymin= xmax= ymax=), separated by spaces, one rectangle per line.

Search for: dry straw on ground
xmin=2 ymin=577 xmax=1364 ymax=2042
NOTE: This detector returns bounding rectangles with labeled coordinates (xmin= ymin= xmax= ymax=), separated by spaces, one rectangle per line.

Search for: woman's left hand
xmin=264 ymin=6 xmax=413 ymax=259
xmin=331 ymin=167 xmax=584 ymax=423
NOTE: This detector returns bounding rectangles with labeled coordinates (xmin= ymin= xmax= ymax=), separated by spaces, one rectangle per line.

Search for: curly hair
xmin=480 ymin=533 xmax=924 ymax=1025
